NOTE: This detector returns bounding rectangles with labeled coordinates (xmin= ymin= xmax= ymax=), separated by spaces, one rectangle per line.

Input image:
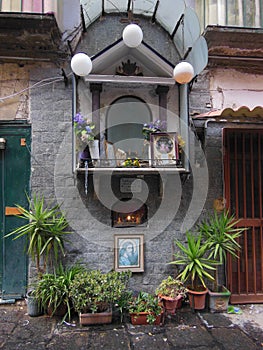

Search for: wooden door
xmin=224 ymin=128 xmax=263 ymax=303
xmin=0 ymin=122 xmax=31 ymax=300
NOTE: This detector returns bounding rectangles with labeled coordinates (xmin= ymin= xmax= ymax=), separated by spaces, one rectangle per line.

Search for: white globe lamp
xmin=173 ymin=61 xmax=194 ymax=84
xmin=122 ymin=24 xmax=143 ymax=48
xmin=71 ymin=53 xmax=92 ymax=76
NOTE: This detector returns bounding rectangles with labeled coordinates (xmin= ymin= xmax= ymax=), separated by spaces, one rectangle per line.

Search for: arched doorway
xmin=106 ymin=96 xmax=152 ymax=158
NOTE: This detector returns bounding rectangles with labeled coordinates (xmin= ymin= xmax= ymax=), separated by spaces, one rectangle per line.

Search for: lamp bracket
xmin=61 ymin=69 xmax=69 ymax=86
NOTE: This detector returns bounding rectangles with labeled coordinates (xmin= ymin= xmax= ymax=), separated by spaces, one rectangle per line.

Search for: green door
xmin=0 ymin=121 xmax=31 ymax=300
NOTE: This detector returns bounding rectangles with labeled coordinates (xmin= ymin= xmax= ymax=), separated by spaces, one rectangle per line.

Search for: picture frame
xmin=114 ymin=234 xmax=144 ymax=272
xmin=150 ymin=132 xmax=179 ymax=167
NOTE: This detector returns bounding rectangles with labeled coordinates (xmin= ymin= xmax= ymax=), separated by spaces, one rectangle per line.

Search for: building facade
xmin=0 ymin=0 xmax=262 ymax=303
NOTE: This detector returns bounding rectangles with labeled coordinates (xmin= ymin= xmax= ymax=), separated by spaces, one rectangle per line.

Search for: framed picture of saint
xmin=150 ymin=132 xmax=179 ymax=166
xmin=114 ymin=234 xmax=144 ymax=272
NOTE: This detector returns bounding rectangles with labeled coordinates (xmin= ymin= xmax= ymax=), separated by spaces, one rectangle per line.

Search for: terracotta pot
xmin=159 ymin=295 xmax=183 ymax=314
xmin=47 ymin=303 xmax=68 ymax=317
xmin=79 ymin=309 xmax=112 ymax=325
xmin=130 ymin=311 xmax=164 ymax=325
xmin=187 ymin=287 xmax=208 ymax=310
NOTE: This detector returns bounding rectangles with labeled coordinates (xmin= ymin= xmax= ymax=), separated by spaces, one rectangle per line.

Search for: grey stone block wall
xmin=30 ymin=64 xmax=72 ymax=199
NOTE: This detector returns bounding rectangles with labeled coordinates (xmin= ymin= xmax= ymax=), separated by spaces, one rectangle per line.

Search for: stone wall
xmin=29 ymin=63 xmax=72 ymax=199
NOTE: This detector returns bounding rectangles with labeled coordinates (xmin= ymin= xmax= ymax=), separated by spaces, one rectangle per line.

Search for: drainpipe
xmin=204 ymin=118 xmax=216 ymax=129
xmin=179 ymin=84 xmax=190 ymax=172
xmin=204 ymin=118 xmax=216 ymax=149
xmin=72 ymin=74 xmax=77 ymax=173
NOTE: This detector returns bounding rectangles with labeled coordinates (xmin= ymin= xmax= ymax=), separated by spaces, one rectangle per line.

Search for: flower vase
xmin=88 ymin=140 xmax=100 ymax=166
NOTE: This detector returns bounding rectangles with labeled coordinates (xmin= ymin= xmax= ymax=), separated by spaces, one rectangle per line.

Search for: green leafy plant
xmin=69 ymin=270 xmax=131 ymax=314
xmin=155 ymin=276 xmax=187 ymax=300
xmin=198 ymin=210 xmax=245 ymax=290
xmin=128 ymin=291 xmax=163 ymax=325
xmin=5 ymin=194 xmax=71 ymax=274
xmin=170 ymin=232 xmax=218 ymax=290
xmin=34 ymin=264 xmax=86 ymax=321
xmin=114 ymin=289 xmax=133 ymax=323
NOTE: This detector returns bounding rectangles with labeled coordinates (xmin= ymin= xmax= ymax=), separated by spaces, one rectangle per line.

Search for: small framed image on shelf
xmin=150 ymin=132 xmax=179 ymax=167
xmin=114 ymin=234 xmax=144 ymax=272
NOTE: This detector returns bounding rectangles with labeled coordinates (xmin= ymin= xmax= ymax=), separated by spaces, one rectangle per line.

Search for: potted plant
xmin=5 ymin=193 xmax=71 ymax=275
xmin=170 ymin=232 xmax=218 ymax=310
xmin=128 ymin=291 xmax=164 ymax=325
xmin=198 ymin=210 xmax=245 ymax=312
xmin=155 ymin=276 xmax=187 ymax=314
xmin=34 ymin=264 xmax=86 ymax=321
xmin=5 ymin=193 xmax=71 ymax=316
xmin=69 ymin=270 xmax=131 ymax=325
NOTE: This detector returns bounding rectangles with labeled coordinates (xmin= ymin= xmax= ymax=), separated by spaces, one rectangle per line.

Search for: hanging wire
xmin=0 ymin=74 xmax=72 ymax=102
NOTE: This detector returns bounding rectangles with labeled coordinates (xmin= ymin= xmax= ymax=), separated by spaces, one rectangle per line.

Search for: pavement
xmin=0 ymin=300 xmax=262 ymax=350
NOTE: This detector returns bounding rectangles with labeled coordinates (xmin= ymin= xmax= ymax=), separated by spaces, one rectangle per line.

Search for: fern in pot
xmin=34 ymin=264 xmax=86 ymax=321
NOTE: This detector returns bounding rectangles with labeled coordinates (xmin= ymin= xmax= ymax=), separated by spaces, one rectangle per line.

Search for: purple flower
xmin=142 ymin=119 xmax=167 ymax=141
xmin=74 ymin=113 xmax=96 ymax=141
xmin=74 ymin=113 xmax=85 ymax=124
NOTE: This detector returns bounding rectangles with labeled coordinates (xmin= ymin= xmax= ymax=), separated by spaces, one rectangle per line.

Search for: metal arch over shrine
xmin=80 ymin=0 xmax=208 ymax=77
xmin=72 ymin=0 xmax=208 ymax=172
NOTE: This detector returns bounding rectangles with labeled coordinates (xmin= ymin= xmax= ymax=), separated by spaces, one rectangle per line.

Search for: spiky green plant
xmin=170 ymin=232 xmax=218 ymax=290
xmin=198 ymin=210 xmax=246 ymax=289
xmin=5 ymin=193 xmax=71 ymax=274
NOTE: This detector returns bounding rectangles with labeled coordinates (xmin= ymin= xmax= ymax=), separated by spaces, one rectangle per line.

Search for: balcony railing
xmin=0 ymin=0 xmax=57 ymax=14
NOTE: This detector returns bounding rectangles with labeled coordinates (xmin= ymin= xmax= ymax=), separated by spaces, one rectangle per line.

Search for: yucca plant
xmin=198 ymin=210 xmax=246 ymax=290
xmin=170 ymin=232 xmax=218 ymax=290
xmin=5 ymin=193 xmax=71 ymax=274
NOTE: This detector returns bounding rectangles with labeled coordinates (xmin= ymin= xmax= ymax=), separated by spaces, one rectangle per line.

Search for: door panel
xmin=224 ymin=128 xmax=263 ymax=303
xmin=0 ymin=122 xmax=31 ymax=299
